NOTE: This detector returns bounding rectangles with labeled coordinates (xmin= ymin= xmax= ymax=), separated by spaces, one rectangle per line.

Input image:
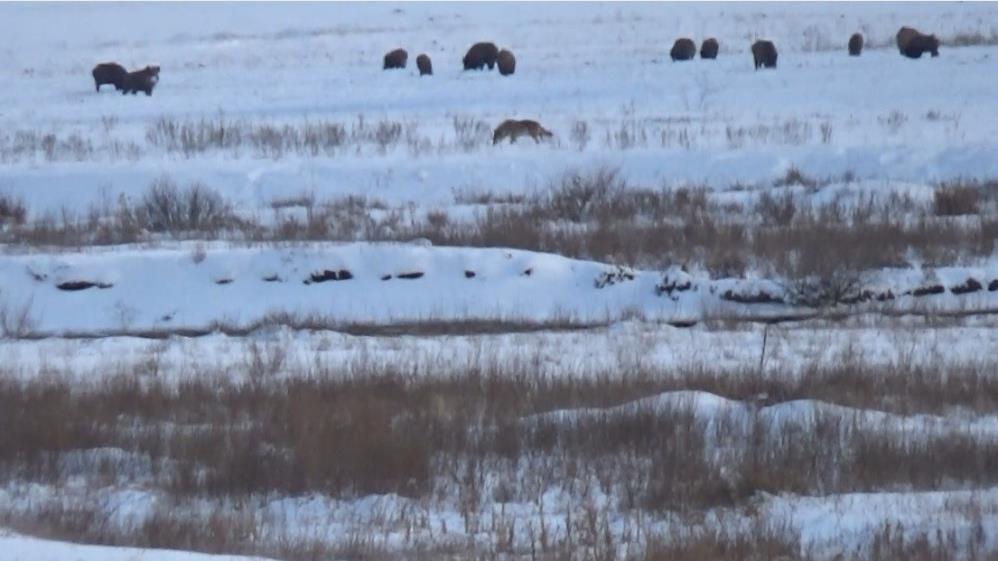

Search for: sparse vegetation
xmin=2 ymin=171 xmax=996 ymax=284
xmin=0 ymin=345 xmax=996 ymax=559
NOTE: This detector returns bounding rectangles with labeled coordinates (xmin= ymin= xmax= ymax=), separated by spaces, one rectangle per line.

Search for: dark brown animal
xmin=416 ymin=53 xmax=432 ymax=76
xmin=383 ymin=48 xmax=408 ymax=70
xmin=463 ymin=42 xmax=499 ymax=70
xmin=751 ymin=40 xmax=778 ymax=69
xmin=670 ymin=38 xmax=696 ymax=61
xmin=92 ymin=62 xmax=127 ymax=92
xmin=120 ymin=65 xmax=160 ymax=96
xmin=497 ymin=49 xmax=516 ymax=76
xmin=848 ymin=33 xmax=863 ymax=56
xmin=492 ymin=120 xmax=552 ymax=144
xmin=902 ymin=31 xmax=940 ymax=58
xmin=700 ymin=38 xmax=719 ymax=59
xmin=896 ymin=26 xmax=919 ymax=53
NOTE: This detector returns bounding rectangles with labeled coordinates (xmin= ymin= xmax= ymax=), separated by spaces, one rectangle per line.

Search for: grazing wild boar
xmin=898 ymin=32 xmax=939 ymax=58
xmin=383 ymin=48 xmax=408 ymax=69
xmin=92 ymin=62 xmax=127 ymax=92
xmin=463 ymin=41 xmax=499 ymax=70
xmin=848 ymin=33 xmax=864 ymax=56
xmin=670 ymin=38 xmax=696 ymax=61
xmin=492 ymin=119 xmax=553 ymax=144
xmin=120 ymin=65 xmax=160 ymax=96
xmin=416 ymin=53 xmax=432 ymax=75
xmin=700 ymin=38 xmax=719 ymax=59
xmin=497 ymin=49 xmax=516 ymax=76
xmin=751 ymin=40 xmax=778 ymax=69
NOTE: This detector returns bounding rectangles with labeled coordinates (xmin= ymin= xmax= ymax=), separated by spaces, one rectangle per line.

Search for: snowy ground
xmin=1 ymin=2 xmax=998 ymax=560
xmin=1 ymin=2 xmax=997 ymax=214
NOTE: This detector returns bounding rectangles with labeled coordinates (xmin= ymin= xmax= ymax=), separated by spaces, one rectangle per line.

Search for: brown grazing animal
xmin=492 ymin=120 xmax=553 ymax=144
xmin=848 ymin=33 xmax=864 ymax=56
xmin=92 ymin=62 xmax=127 ymax=92
xmin=670 ymin=38 xmax=696 ymax=61
xmin=497 ymin=49 xmax=516 ymax=76
xmin=751 ymin=40 xmax=778 ymax=69
xmin=901 ymin=30 xmax=940 ymax=58
xmin=896 ymin=26 xmax=919 ymax=53
xmin=463 ymin=42 xmax=499 ymax=70
xmin=416 ymin=53 xmax=432 ymax=75
xmin=700 ymin=38 xmax=719 ymax=59
xmin=120 ymin=65 xmax=160 ymax=96
xmin=383 ymin=48 xmax=408 ymax=69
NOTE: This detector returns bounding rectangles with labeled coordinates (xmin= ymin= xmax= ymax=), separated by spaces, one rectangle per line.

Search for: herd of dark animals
xmin=91 ymin=26 xmax=943 ymax=142
xmin=384 ymin=41 xmax=517 ymax=76
xmin=91 ymin=62 xmax=160 ymax=95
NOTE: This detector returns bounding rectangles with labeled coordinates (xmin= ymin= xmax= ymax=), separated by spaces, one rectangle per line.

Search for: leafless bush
xmin=645 ymin=524 xmax=800 ymax=561
xmin=946 ymin=31 xmax=998 ymax=47
xmin=879 ymin=110 xmax=908 ymax=135
xmin=934 ymin=182 xmax=982 ymax=216
xmin=0 ymin=296 xmax=37 ymax=338
xmin=754 ymin=191 xmax=797 ymax=226
xmin=773 ymin=165 xmax=819 ymax=189
xmin=545 ymin=167 xmax=624 ymax=222
xmin=452 ymin=115 xmax=492 ymax=152
xmin=0 ymin=192 xmax=27 ymax=227
xmin=570 ymin=120 xmax=591 ymax=151
xmin=138 ymin=177 xmax=234 ymax=234
xmin=784 ymin=269 xmax=862 ymax=308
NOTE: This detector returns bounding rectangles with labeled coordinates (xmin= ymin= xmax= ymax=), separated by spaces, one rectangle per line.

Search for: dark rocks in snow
xmin=988 ymin=279 xmax=998 ymax=292
xmin=57 ymin=280 xmax=113 ymax=291
xmin=522 ymin=268 xmax=533 ymax=277
xmin=949 ymin=278 xmax=982 ymax=295
xmin=309 ymin=269 xmax=353 ymax=283
xmin=594 ymin=266 xmax=636 ymax=289
xmin=464 ymin=270 xmax=476 ymax=278
xmin=397 ymin=272 xmax=425 ymax=280
xmin=655 ymin=267 xmax=693 ymax=298
xmin=875 ymin=290 xmax=895 ymax=302
xmin=381 ymin=274 xmax=393 ymax=281
xmin=720 ymin=289 xmax=784 ymax=305
xmin=261 ymin=274 xmax=281 ymax=282
xmin=215 ymin=278 xmax=233 ymax=285
xmin=909 ymin=284 xmax=945 ymax=297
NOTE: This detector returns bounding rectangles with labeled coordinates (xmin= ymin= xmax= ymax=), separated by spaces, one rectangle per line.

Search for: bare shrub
xmin=570 ymin=120 xmax=591 ymax=151
xmin=452 ymin=115 xmax=491 ymax=152
xmin=0 ymin=296 xmax=37 ymax=338
xmin=754 ymin=191 xmax=796 ymax=227
xmin=546 ymin=167 xmax=623 ymax=222
xmin=0 ymin=192 xmax=27 ymax=227
xmin=773 ymin=166 xmax=818 ymax=189
xmin=934 ymin=182 xmax=981 ymax=216
xmin=645 ymin=524 xmax=800 ymax=561
xmin=138 ymin=177 xmax=233 ymax=234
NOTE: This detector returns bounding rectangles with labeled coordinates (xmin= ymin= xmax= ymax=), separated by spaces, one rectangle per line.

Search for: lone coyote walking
xmin=492 ymin=119 xmax=553 ymax=144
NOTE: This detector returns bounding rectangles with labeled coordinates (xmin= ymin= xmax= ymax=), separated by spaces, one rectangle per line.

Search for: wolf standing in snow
xmin=493 ymin=120 xmax=553 ymax=144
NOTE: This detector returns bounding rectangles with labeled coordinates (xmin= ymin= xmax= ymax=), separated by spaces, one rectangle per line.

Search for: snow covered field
xmin=1 ymin=2 xmax=998 ymax=560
